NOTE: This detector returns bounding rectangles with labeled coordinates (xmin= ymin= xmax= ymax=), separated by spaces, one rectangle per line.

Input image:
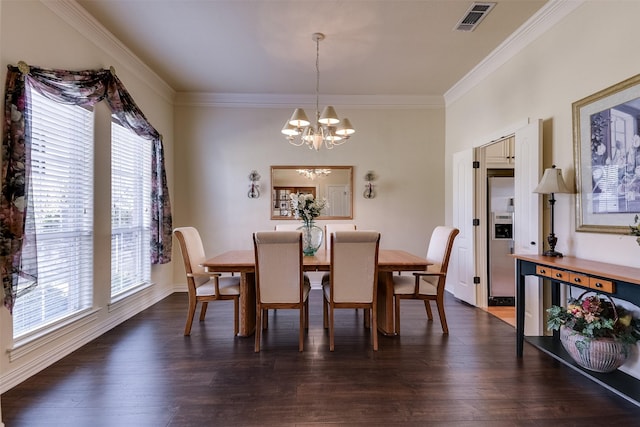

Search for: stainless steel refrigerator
xmin=488 ymin=175 xmax=515 ymax=306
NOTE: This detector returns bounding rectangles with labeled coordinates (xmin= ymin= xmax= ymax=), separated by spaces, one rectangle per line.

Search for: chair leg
xmin=304 ymin=299 xmax=309 ymax=329
xmin=371 ymin=306 xmax=378 ymax=351
xmin=254 ymin=304 xmax=262 ymax=352
xmin=329 ymin=305 xmax=335 ymax=351
xmin=199 ymin=301 xmax=208 ymax=321
xmin=394 ymin=295 xmax=401 ymax=335
xmin=364 ymin=308 xmax=370 ymax=329
xmin=184 ymin=298 xmax=197 ymax=336
xmin=233 ymin=297 xmax=239 ymax=336
xmin=263 ymin=309 xmax=268 ymax=330
xmin=424 ymin=300 xmax=434 ymax=320
xmin=323 ymin=295 xmax=328 ymax=329
xmin=435 ymin=295 xmax=449 ymax=334
xmin=299 ymin=306 xmax=305 ymax=352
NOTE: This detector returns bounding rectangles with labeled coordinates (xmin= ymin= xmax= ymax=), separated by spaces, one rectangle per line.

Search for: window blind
xmin=111 ymin=121 xmax=151 ymax=297
xmin=12 ymin=88 xmax=94 ymax=338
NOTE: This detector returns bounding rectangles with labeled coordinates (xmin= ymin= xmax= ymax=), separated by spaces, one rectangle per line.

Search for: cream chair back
xmin=254 ymin=231 xmax=304 ymax=304
xmin=425 ymin=226 xmax=458 ymax=275
xmin=330 ymin=231 xmax=379 ymax=303
xmin=174 ymin=226 xmax=208 ymax=287
xmin=274 ymin=224 xmax=301 ymax=231
xmin=324 ymin=223 xmax=356 ymax=252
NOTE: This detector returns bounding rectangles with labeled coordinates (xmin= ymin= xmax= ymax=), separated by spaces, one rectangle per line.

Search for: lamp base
xmin=543 ymin=250 xmax=563 ymax=257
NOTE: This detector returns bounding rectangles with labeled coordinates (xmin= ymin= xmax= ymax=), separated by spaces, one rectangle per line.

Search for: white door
xmin=514 ymin=119 xmax=543 ymax=336
xmin=450 ymin=149 xmax=476 ymax=305
xmin=327 ymin=185 xmax=349 ymax=217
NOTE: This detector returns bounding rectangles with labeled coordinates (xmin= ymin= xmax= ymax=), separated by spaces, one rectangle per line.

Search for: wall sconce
xmin=363 ymin=171 xmax=376 ymax=199
xmin=248 ymin=170 xmax=261 ymax=198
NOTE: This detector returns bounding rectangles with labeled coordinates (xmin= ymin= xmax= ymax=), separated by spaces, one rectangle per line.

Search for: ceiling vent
xmin=454 ymin=2 xmax=496 ymax=32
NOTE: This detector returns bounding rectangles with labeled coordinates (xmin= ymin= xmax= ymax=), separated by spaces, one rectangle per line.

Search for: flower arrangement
xmin=630 ymin=214 xmax=640 ymax=246
xmin=547 ymin=293 xmax=640 ymax=344
xmin=289 ymin=193 xmax=327 ymax=225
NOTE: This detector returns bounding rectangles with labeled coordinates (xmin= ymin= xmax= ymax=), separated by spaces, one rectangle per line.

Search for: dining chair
xmin=253 ymin=231 xmax=311 ymax=352
xmin=173 ymin=227 xmax=241 ymax=336
xmin=322 ymin=230 xmax=380 ymax=351
xmin=274 ymin=224 xmax=301 ymax=231
xmin=392 ymin=226 xmax=460 ymax=335
xmin=324 ymin=223 xmax=356 ymax=253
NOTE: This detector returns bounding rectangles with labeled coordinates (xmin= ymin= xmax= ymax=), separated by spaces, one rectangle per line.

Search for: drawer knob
xmin=594 ymin=282 xmax=603 ymax=288
xmin=574 ymin=278 xmax=581 ymax=283
xmin=540 ymin=269 xmax=546 ymax=274
xmin=556 ymin=273 xmax=562 ymax=278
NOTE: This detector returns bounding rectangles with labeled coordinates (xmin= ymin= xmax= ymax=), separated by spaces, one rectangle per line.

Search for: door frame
xmin=472 ymin=120 xmax=527 ymax=309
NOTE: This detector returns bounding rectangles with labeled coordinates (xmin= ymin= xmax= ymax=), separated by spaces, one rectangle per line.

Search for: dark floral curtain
xmin=2 ymin=62 xmax=172 ymax=312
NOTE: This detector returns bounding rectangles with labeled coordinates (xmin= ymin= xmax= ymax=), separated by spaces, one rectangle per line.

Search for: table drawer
xmin=589 ymin=277 xmax=615 ymax=293
xmin=550 ymin=269 xmax=568 ymax=281
xmin=536 ymin=265 xmax=552 ymax=277
xmin=569 ymin=272 xmax=590 ymax=288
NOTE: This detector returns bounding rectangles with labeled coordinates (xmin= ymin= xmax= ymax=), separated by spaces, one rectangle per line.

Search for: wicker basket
xmin=560 ymin=325 xmax=631 ymax=373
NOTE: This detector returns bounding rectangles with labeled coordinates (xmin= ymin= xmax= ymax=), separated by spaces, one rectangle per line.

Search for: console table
xmin=513 ymin=254 xmax=640 ymax=406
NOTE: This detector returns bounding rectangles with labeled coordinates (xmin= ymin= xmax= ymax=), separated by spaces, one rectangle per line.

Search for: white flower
xmin=289 ymin=192 xmax=327 ymax=223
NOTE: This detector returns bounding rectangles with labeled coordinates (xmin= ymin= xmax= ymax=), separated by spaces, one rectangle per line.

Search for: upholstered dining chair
xmin=253 ymin=231 xmax=311 ymax=352
xmin=173 ymin=227 xmax=241 ymax=336
xmin=274 ymin=224 xmax=301 ymax=231
xmin=324 ymin=223 xmax=356 ymax=253
xmin=322 ymin=231 xmax=380 ymax=351
xmin=392 ymin=226 xmax=460 ymax=335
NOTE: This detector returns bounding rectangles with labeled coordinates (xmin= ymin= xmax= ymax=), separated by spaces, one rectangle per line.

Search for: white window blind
xmin=111 ymin=121 xmax=151 ymax=297
xmin=13 ymin=88 xmax=94 ymax=338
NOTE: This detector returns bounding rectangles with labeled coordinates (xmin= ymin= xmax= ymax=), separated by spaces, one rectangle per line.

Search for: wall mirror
xmin=271 ymin=165 xmax=353 ymax=220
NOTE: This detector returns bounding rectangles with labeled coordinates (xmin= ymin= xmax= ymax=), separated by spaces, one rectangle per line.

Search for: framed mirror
xmin=271 ymin=165 xmax=353 ymax=220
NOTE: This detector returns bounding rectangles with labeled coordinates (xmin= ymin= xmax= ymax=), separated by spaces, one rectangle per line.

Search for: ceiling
xmin=75 ymin=0 xmax=548 ymax=97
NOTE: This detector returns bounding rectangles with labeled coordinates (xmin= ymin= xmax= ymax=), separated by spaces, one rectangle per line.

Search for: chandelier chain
xmin=315 ymin=36 xmax=320 ymax=123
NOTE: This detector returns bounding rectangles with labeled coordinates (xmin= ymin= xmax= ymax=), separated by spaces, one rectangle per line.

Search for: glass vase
xmin=298 ymin=221 xmax=323 ymax=256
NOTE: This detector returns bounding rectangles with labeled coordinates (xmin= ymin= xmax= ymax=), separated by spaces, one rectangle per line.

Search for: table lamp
xmin=533 ymin=165 xmax=571 ymax=257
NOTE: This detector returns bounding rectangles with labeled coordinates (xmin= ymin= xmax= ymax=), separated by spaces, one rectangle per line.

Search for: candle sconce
xmin=363 ymin=171 xmax=376 ymax=199
xmin=248 ymin=170 xmax=261 ymax=198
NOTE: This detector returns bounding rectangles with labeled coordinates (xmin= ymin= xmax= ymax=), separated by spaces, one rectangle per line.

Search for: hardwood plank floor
xmin=2 ymin=290 xmax=639 ymax=426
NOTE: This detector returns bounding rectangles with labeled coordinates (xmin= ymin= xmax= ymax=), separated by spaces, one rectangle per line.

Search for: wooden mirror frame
xmin=271 ymin=166 xmax=353 ymax=220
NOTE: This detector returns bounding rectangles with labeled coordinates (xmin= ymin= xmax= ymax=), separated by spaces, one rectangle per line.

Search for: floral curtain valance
xmin=2 ymin=62 xmax=172 ymax=312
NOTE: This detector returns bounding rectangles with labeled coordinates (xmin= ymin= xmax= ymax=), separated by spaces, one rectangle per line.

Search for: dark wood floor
xmin=3 ymin=290 xmax=639 ymax=426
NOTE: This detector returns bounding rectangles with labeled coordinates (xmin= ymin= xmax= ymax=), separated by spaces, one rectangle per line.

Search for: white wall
xmin=172 ymin=104 xmax=446 ymax=284
xmin=445 ymin=1 xmax=640 ymax=376
xmin=0 ymin=1 xmax=176 ymax=393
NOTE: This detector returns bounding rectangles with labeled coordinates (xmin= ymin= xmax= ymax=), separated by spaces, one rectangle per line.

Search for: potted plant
xmin=289 ymin=193 xmax=328 ymax=256
xmin=547 ymin=292 xmax=640 ymax=372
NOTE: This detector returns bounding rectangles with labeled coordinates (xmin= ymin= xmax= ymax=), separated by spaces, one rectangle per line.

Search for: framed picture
xmin=573 ymin=74 xmax=640 ymax=233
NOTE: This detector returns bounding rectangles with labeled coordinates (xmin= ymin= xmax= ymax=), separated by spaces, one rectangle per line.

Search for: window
xmin=12 ymin=87 xmax=94 ymax=338
xmin=111 ymin=121 xmax=151 ymax=297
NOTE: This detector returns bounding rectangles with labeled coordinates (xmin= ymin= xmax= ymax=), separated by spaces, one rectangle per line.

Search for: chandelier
xmin=296 ymin=168 xmax=331 ymax=180
xmin=281 ymin=33 xmax=355 ymax=150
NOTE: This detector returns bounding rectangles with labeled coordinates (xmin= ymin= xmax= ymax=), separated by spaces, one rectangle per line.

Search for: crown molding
xmin=41 ymin=0 xmax=175 ymax=104
xmin=444 ymin=0 xmax=584 ymax=107
xmin=174 ymin=92 xmax=444 ymax=109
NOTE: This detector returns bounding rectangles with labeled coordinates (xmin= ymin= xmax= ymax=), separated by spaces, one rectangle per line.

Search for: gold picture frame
xmin=573 ymin=74 xmax=640 ymax=233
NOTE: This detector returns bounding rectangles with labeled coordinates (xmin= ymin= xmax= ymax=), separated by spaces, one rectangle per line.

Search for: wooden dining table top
xmin=202 ymin=249 xmax=428 ymax=273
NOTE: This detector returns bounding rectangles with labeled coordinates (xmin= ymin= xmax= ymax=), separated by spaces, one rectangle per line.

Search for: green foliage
xmin=547 ymin=294 xmax=640 ymax=345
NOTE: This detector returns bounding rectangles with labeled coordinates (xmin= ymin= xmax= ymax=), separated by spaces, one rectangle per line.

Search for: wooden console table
xmin=513 ymin=254 xmax=640 ymax=406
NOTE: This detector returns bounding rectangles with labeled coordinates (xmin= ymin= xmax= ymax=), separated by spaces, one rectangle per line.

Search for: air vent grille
xmin=454 ymin=2 xmax=496 ymax=32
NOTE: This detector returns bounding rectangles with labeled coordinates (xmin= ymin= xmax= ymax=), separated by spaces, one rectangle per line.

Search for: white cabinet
xmin=486 ymin=137 xmax=515 ymax=167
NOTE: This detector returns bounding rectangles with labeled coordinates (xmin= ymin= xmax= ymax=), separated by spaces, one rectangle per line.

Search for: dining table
xmin=202 ymin=248 xmax=429 ymax=337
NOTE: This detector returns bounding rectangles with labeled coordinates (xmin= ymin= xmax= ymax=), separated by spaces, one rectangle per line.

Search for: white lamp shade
xmin=318 ymin=106 xmax=340 ymax=125
xmin=281 ymin=122 xmax=301 ymax=136
xmin=335 ymin=118 xmax=355 ymax=136
xmin=533 ymin=167 xmax=571 ymax=194
xmin=289 ymin=108 xmax=310 ymax=128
